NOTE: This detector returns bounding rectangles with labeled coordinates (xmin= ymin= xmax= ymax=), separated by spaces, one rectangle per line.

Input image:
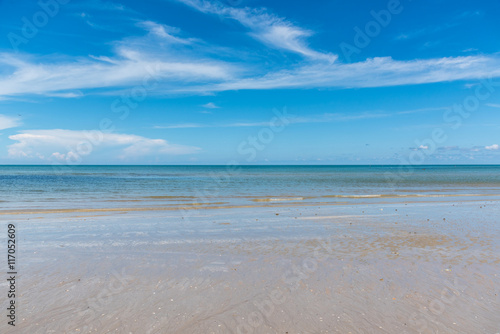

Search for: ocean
xmin=1 ymin=165 xmax=500 ymax=213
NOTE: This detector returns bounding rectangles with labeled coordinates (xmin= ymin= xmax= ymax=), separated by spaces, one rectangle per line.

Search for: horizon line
xmin=1 ymin=164 xmax=500 ymax=167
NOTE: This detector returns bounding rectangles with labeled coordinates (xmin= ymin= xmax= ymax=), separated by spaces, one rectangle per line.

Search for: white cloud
xmin=156 ymin=121 xmax=273 ymax=129
xmin=419 ymin=145 xmax=429 ymax=150
xmin=0 ymin=114 xmax=21 ymax=130
xmin=0 ymin=46 xmax=235 ymax=98
xmin=204 ymin=55 xmax=500 ymax=91
xmin=8 ymin=129 xmax=200 ymax=162
xmin=137 ymin=21 xmax=194 ymax=44
xmin=485 ymin=144 xmax=499 ymax=150
xmin=1 ymin=3 xmax=500 ymax=99
xmin=46 ymin=91 xmax=84 ymax=98
xmin=177 ymin=0 xmax=335 ymax=62
xmin=51 ymin=152 xmax=66 ymax=161
xmin=69 ymin=0 xmax=130 ymax=13
xmin=486 ymin=103 xmax=500 ymax=109
xmin=2 ymin=51 xmax=499 ymax=98
xmin=202 ymin=102 xmax=219 ymax=108
xmin=154 ymin=110 xmax=396 ymax=129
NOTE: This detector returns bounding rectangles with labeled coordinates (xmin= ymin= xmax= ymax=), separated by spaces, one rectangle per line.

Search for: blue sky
xmin=0 ymin=0 xmax=499 ymax=164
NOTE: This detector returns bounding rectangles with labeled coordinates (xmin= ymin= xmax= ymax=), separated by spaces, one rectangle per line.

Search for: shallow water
xmin=1 ymin=165 xmax=500 ymax=212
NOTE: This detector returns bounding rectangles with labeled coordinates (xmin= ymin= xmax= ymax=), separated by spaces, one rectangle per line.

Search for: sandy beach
xmin=2 ymin=194 xmax=499 ymax=334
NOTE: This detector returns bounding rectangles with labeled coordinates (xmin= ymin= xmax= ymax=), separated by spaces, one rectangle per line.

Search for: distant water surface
xmin=1 ymin=165 xmax=499 ymax=212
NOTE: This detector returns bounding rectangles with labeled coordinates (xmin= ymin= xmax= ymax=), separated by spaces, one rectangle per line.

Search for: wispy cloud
xmin=0 ymin=48 xmax=235 ymax=98
xmin=436 ymin=146 xmax=460 ymax=151
xmin=486 ymin=103 xmax=500 ymax=109
xmin=201 ymin=55 xmax=500 ymax=92
xmin=8 ymin=129 xmax=200 ymax=161
xmin=202 ymin=102 xmax=220 ymax=109
xmin=1 ymin=2 xmax=500 ymax=99
xmin=137 ymin=21 xmax=195 ymax=44
xmin=70 ymin=0 xmax=129 ymax=12
xmin=395 ymin=107 xmax=448 ymax=115
xmin=177 ymin=0 xmax=336 ymax=62
xmin=80 ymin=12 xmax=103 ymax=29
xmin=154 ymin=121 xmax=271 ymax=129
xmin=407 ymin=145 xmax=499 ymax=159
xmin=1 ymin=49 xmax=499 ymax=98
xmin=0 ymin=114 xmax=21 ymax=130
xmin=155 ymin=110 xmax=411 ymax=129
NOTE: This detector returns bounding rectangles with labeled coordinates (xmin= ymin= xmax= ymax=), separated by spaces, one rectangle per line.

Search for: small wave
xmin=322 ymin=194 xmax=499 ymax=199
xmin=252 ymin=197 xmax=304 ymax=202
xmin=322 ymin=194 xmax=386 ymax=198
xmin=142 ymin=195 xmax=196 ymax=199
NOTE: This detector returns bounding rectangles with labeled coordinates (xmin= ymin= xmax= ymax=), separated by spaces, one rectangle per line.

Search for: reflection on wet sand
xmin=2 ymin=197 xmax=499 ymax=333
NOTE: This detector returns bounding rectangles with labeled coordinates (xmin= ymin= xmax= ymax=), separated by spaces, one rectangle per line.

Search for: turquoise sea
xmin=1 ymin=165 xmax=500 ymax=213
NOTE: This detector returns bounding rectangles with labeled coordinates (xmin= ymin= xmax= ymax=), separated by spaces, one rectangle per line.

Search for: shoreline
xmin=2 ymin=195 xmax=500 ymax=216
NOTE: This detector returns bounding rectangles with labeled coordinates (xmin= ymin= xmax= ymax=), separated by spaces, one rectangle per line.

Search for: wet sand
xmin=1 ymin=199 xmax=499 ymax=333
